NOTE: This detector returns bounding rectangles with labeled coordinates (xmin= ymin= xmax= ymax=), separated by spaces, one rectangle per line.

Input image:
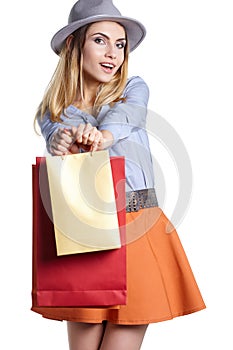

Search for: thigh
xmin=99 ymin=323 xmax=148 ymax=350
xmin=67 ymin=321 xmax=105 ymax=350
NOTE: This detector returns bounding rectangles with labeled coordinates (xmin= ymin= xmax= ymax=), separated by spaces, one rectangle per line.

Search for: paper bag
xmin=31 ymin=156 xmax=127 ymax=307
xmin=44 ymin=150 xmax=122 ymax=255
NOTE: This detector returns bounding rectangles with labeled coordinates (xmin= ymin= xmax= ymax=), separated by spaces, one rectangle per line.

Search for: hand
xmin=73 ymin=123 xmax=103 ymax=152
xmin=97 ymin=130 xmax=114 ymax=150
xmin=49 ymin=128 xmax=74 ymax=156
xmin=49 ymin=124 xmax=114 ymax=155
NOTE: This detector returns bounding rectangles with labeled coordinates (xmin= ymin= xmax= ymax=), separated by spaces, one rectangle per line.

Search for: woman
xmin=33 ymin=1 xmax=206 ymax=349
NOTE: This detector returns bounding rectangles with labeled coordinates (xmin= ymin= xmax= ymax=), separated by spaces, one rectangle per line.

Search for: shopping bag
xmin=45 ymin=151 xmax=121 ymax=255
xmin=31 ymin=156 xmax=127 ymax=307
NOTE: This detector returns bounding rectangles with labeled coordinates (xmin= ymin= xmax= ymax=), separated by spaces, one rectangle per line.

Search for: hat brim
xmin=51 ymin=15 xmax=146 ymax=54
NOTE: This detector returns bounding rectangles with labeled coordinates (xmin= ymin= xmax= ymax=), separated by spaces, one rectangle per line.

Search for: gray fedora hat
xmin=51 ymin=0 xmax=146 ymax=55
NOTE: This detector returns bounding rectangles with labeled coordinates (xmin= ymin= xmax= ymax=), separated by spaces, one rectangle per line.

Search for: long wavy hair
xmin=36 ymin=22 xmax=129 ymax=123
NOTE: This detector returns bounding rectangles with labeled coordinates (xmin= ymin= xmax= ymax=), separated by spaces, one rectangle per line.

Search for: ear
xmin=66 ymin=35 xmax=74 ymax=50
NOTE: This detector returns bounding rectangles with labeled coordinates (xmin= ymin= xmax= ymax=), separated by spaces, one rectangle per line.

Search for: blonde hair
xmin=36 ymin=23 xmax=129 ymax=123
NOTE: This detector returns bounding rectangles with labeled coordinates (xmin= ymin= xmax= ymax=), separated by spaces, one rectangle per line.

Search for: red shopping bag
xmin=31 ymin=156 xmax=126 ymax=307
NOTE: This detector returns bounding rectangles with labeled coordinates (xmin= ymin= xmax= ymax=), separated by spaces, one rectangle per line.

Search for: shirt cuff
xmin=98 ymin=123 xmax=134 ymax=145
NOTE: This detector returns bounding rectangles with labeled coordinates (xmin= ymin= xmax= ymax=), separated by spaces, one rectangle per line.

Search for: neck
xmin=74 ymin=80 xmax=100 ymax=111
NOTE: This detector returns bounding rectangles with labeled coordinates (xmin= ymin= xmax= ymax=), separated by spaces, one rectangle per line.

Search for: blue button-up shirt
xmin=38 ymin=76 xmax=155 ymax=192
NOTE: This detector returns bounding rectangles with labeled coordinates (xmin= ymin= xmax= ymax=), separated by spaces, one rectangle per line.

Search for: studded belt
xmin=126 ymin=188 xmax=158 ymax=212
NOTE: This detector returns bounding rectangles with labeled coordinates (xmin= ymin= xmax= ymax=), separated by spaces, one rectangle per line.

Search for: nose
xmin=105 ymin=43 xmax=117 ymax=59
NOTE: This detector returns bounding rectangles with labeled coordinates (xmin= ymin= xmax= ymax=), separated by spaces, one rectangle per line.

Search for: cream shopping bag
xmin=45 ymin=150 xmax=122 ymax=255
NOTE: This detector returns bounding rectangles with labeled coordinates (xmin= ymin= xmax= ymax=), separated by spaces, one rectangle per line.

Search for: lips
xmin=100 ymin=62 xmax=116 ymax=73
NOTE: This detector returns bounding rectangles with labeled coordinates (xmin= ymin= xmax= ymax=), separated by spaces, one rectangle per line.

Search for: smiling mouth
xmin=100 ymin=63 xmax=116 ymax=72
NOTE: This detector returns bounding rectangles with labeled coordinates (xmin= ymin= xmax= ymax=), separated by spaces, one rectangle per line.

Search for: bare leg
xmin=99 ymin=323 xmax=148 ymax=350
xmin=67 ymin=322 xmax=105 ymax=350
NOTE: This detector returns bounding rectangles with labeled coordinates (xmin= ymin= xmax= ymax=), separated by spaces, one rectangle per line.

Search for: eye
xmin=116 ymin=41 xmax=126 ymax=49
xmin=94 ymin=37 xmax=105 ymax=45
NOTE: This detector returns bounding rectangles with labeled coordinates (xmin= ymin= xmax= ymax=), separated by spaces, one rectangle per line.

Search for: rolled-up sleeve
xmin=37 ymin=110 xmax=63 ymax=144
xmin=98 ymin=76 xmax=149 ymax=143
xmin=37 ymin=107 xmax=94 ymax=151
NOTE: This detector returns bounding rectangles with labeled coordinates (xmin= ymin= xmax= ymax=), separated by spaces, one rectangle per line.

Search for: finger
xmin=52 ymin=129 xmax=70 ymax=147
xmin=52 ymin=135 xmax=71 ymax=150
xmin=83 ymin=123 xmax=93 ymax=132
xmin=86 ymin=128 xmax=98 ymax=144
xmin=50 ymin=138 xmax=70 ymax=153
xmin=90 ymin=132 xmax=103 ymax=152
xmin=82 ymin=124 xmax=96 ymax=144
xmin=75 ymin=124 xmax=86 ymax=143
xmin=70 ymin=126 xmax=78 ymax=138
xmin=64 ymin=128 xmax=73 ymax=137
xmin=50 ymin=143 xmax=69 ymax=156
xmin=58 ymin=129 xmax=73 ymax=145
xmin=49 ymin=130 xmax=72 ymax=155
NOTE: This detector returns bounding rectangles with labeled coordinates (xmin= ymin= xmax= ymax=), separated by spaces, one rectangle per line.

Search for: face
xmin=81 ymin=21 xmax=126 ymax=85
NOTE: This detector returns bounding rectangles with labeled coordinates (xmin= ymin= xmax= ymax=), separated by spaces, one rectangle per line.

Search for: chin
xmin=99 ymin=76 xmax=115 ymax=84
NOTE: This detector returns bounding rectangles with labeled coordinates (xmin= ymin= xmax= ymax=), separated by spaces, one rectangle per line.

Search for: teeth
xmin=101 ymin=63 xmax=114 ymax=68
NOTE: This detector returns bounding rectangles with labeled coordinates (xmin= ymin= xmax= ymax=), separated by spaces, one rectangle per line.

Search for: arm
xmin=71 ymin=125 xmax=113 ymax=153
xmin=37 ymin=108 xmax=101 ymax=155
xmin=98 ymin=76 xmax=149 ymax=144
xmin=37 ymin=110 xmax=65 ymax=148
xmin=37 ymin=76 xmax=148 ymax=153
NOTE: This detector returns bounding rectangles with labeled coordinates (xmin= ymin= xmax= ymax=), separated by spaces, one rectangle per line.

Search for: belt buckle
xmin=129 ymin=191 xmax=140 ymax=212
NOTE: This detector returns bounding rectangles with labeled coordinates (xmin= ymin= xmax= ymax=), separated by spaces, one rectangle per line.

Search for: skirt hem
xmin=34 ymin=304 xmax=206 ymax=325
xmin=32 ymin=207 xmax=206 ymax=325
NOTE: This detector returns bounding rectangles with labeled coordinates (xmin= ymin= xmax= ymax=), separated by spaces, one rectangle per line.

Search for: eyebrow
xmin=91 ymin=32 xmax=126 ymax=41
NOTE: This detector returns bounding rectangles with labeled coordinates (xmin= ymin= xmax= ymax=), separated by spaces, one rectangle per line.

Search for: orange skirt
xmin=31 ymin=207 xmax=206 ymax=324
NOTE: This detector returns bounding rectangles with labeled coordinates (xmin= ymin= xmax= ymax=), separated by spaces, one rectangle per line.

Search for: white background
xmin=1 ymin=0 xmax=232 ymax=348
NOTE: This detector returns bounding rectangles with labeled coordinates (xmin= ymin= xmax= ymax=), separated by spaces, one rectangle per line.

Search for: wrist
xmin=98 ymin=130 xmax=114 ymax=150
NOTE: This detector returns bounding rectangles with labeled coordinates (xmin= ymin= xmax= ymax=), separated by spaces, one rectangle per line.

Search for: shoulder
xmin=126 ymin=76 xmax=149 ymax=89
xmin=121 ymin=76 xmax=150 ymax=105
xmin=123 ymin=76 xmax=150 ymax=96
